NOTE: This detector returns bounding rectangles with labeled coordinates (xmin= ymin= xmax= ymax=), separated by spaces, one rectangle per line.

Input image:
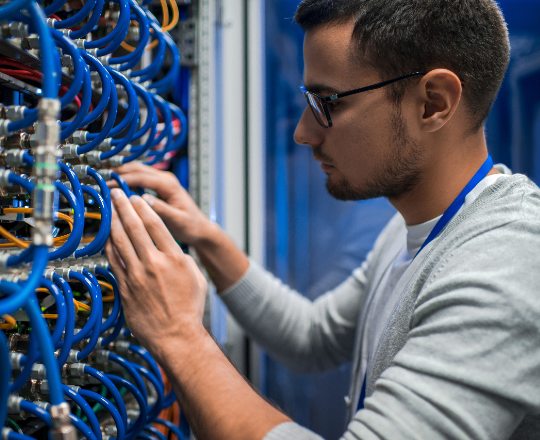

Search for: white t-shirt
xmin=359 ymin=172 xmax=510 ymax=389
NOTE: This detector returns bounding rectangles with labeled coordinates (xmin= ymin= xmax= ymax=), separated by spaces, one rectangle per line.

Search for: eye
xmin=326 ymin=101 xmax=341 ymax=112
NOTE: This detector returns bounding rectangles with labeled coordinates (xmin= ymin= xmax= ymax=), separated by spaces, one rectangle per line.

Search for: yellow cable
xmin=74 ymin=300 xmax=91 ymax=313
xmin=37 ymin=288 xmax=91 ymax=313
xmin=3 ymin=208 xmax=74 ymax=232
xmin=160 ymin=0 xmax=170 ymax=29
xmin=102 ymin=295 xmax=115 ymax=303
xmin=121 ymin=0 xmax=178 ymax=51
xmin=0 ymin=225 xmax=30 ymax=248
xmin=42 ymin=314 xmax=58 ymax=320
xmin=0 ymin=315 xmax=17 ymax=330
xmin=98 ymin=281 xmax=114 ymax=291
xmin=162 ymin=0 xmax=179 ymax=32
xmin=85 ymin=212 xmax=102 ymax=220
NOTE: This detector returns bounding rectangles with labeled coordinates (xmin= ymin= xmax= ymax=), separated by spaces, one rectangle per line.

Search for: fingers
xmin=141 ymin=193 xmax=186 ymax=223
xmin=105 ymin=241 xmax=127 ymax=286
xmin=114 ymin=163 xmax=186 ymax=200
xmin=130 ymin=195 xmax=181 ymax=253
xmin=110 ymin=189 xmax=155 ymax=259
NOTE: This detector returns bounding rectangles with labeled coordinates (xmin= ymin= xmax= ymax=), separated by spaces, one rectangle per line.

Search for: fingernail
xmin=129 ymin=194 xmax=141 ymax=202
xmin=111 ymin=188 xmax=122 ymax=199
xmin=142 ymin=193 xmax=155 ymax=206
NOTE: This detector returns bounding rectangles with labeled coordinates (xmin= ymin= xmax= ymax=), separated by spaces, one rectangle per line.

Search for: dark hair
xmin=295 ymin=0 xmax=510 ymax=130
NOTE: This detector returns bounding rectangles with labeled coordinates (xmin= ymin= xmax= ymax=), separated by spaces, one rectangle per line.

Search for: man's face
xmin=294 ymin=22 xmax=425 ymax=201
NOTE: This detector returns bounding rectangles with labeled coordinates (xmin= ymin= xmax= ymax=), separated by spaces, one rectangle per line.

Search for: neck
xmin=390 ymin=134 xmax=494 ymax=226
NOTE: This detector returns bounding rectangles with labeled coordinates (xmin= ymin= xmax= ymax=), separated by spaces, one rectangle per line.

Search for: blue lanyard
xmin=415 ymin=154 xmax=494 ymax=258
xmin=356 ymin=154 xmax=494 ymax=412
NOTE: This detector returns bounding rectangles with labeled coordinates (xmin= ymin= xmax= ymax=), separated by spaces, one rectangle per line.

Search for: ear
xmin=417 ymin=69 xmax=462 ymax=132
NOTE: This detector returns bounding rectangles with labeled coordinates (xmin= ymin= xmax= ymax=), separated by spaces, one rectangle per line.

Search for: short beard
xmin=326 ymin=106 xmax=424 ymax=201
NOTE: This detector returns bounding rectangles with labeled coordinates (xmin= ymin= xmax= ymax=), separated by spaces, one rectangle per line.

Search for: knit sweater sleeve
xmin=220 ymin=259 xmax=369 ymax=372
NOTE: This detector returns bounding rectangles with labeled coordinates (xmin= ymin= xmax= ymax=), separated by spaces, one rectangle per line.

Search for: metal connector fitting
xmin=69 ymin=130 xmax=88 ymax=144
xmin=95 ymin=350 xmax=109 ymax=363
xmin=72 ymin=164 xmax=88 ymax=178
xmin=0 ymin=169 xmax=11 ymax=186
xmin=33 ymin=98 xmax=61 ymax=246
xmin=113 ymin=340 xmax=129 ymax=353
xmin=68 ymin=362 xmax=86 ymax=377
xmin=10 ymin=352 xmax=23 ymax=369
xmin=50 ymin=402 xmax=77 ymax=440
xmin=87 ymin=48 xmax=99 ymax=58
xmin=3 ymin=427 xmax=13 ymax=440
xmin=66 ymin=349 xmax=80 ymax=363
xmin=61 ymin=54 xmax=73 ymax=69
xmin=31 ymin=363 xmax=46 ymax=380
xmin=73 ymin=39 xmax=85 ymax=49
xmin=8 ymin=22 xmax=28 ymax=38
xmin=98 ymin=169 xmax=112 ymax=180
xmin=46 ymin=18 xmax=57 ymax=28
xmin=4 ymin=149 xmax=26 ymax=167
xmin=5 ymin=106 xmax=25 ymax=120
xmin=0 ymin=120 xmax=9 ymax=137
xmin=0 ymin=253 xmax=11 ymax=269
xmin=36 ymin=400 xmax=50 ymax=411
xmin=109 ymin=156 xmax=124 ymax=167
xmin=61 ymin=144 xmax=79 ymax=159
xmin=97 ymin=138 xmax=112 ymax=151
xmin=84 ymin=151 xmax=102 ymax=166
xmin=23 ymin=35 xmax=40 ymax=50
xmin=7 ymin=395 xmax=22 ymax=412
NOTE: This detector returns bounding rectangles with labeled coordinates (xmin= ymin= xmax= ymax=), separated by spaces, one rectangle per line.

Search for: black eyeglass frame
xmin=301 ymin=71 xmax=426 ymax=128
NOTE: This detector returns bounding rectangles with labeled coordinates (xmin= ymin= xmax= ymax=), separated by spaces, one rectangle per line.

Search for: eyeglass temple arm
xmin=325 ymin=71 xmax=426 ymax=102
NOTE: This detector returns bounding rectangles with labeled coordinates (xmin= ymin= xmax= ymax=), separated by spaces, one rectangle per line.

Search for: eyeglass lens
xmin=304 ymin=92 xmax=329 ymax=128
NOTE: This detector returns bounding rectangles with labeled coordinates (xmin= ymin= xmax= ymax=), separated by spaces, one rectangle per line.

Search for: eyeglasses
xmin=300 ymin=71 xmax=426 ymax=128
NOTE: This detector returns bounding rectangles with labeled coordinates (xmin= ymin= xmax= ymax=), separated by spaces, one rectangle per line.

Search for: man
xmin=106 ymin=0 xmax=540 ymax=439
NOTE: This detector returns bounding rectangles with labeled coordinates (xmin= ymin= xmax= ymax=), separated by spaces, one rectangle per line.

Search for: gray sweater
xmin=221 ymin=174 xmax=540 ymax=440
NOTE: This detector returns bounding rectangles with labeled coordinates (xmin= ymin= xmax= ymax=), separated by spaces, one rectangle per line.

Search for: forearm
xmin=153 ymin=325 xmax=290 ymax=440
xmin=194 ymin=222 xmax=250 ymax=292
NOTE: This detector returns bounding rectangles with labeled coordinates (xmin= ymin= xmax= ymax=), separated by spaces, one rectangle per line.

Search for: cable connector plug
xmin=50 ymin=402 xmax=77 ymax=440
xmin=33 ymin=98 xmax=61 ymax=246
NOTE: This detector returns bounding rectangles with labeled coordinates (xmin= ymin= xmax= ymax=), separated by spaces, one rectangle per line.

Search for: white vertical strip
xmin=246 ymin=0 xmax=266 ymax=390
xmin=220 ymin=0 xmax=248 ymax=372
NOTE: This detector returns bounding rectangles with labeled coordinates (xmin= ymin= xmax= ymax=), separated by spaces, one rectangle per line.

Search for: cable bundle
xmin=0 ymin=0 xmax=189 ymax=437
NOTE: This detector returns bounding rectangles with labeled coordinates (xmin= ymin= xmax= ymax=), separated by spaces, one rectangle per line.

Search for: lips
xmin=321 ymin=163 xmax=335 ymax=172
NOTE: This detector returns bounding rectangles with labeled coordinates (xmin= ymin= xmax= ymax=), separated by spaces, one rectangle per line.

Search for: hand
xmin=106 ymin=188 xmax=208 ymax=351
xmin=112 ymin=162 xmax=215 ymax=247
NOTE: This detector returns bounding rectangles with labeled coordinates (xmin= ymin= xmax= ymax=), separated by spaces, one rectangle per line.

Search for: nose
xmin=294 ymin=107 xmax=324 ymax=149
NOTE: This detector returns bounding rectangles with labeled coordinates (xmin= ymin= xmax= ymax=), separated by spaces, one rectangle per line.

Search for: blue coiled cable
xmin=53 ymin=0 xmax=96 ymax=29
xmin=75 ymin=186 xmax=110 ymax=257
xmin=62 ymin=385 xmax=102 ymax=440
xmin=131 ymin=363 xmax=163 ymax=422
xmin=38 ymin=278 xmax=67 ymax=350
xmin=151 ymin=32 xmax=180 ymax=94
xmin=108 ymin=374 xmax=147 ymax=437
xmin=107 ymin=352 xmax=148 ymax=403
xmin=69 ymin=0 xmax=104 ymax=39
xmin=154 ymin=418 xmax=186 ymax=440
xmin=108 ymin=0 xmax=150 ymax=70
xmin=51 ymin=273 xmax=75 ymax=368
xmin=84 ymin=0 xmax=130 ymax=53
xmin=68 ymin=270 xmax=102 ymax=361
xmin=78 ymin=389 xmax=125 ymax=440
xmin=83 ymin=365 xmax=128 ymax=430
xmin=96 ymin=268 xmax=121 ymax=333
